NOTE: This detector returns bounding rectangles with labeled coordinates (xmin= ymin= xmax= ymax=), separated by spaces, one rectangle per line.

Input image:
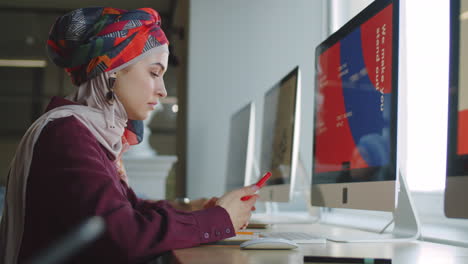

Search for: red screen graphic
xmin=314 ymin=4 xmax=393 ymax=174
xmin=458 ymin=110 xmax=468 ymax=155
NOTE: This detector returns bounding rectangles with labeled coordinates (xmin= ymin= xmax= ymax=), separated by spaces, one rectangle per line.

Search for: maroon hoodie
xmin=17 ymin=97 xmax=234 ymax=263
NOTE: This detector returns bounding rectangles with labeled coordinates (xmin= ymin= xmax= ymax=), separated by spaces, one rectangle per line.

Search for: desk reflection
xmin=174 ymin=245 xmax=302 ymax=264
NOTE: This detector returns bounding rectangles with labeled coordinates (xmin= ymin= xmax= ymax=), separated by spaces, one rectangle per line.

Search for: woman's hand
xmin=215 ymin=185 xmax=259 ymax=232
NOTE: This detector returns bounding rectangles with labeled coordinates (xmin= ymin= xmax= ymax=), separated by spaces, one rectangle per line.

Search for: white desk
xmin=171 ymin=223 xmax=468 ymax=264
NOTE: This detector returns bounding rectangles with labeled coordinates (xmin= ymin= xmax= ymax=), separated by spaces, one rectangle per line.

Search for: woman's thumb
xmin=241 ymin=184 xmax=259 ymax=196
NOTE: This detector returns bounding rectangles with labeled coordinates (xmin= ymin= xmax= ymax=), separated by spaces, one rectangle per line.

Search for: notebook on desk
xmin=246 ymin=222 xmax=270 ymax=229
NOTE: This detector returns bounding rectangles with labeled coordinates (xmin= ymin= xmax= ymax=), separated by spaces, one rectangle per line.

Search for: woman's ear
xmin=108 ymin=72 xmax=117 ymax=89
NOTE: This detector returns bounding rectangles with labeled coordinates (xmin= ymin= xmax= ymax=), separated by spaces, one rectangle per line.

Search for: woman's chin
xmin=127 ymin=113 xmax=147 ymax=121
xmin=141 ymin=111 xmax=153 ymax=120
xmin=137 ymin=115 xmax=148 ymax=121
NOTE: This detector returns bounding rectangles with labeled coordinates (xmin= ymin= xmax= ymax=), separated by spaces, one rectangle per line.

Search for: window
xmin=405 ymin=1 xmax=449 ymax=192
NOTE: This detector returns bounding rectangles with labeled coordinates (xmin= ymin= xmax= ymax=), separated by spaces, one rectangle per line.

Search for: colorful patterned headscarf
xmin=47 ymin=7 xmax=169 ymax=145
xmin=47 ymin=7 xmax=169 ymax=86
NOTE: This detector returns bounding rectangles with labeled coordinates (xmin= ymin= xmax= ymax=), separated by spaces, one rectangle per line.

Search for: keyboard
xmin=259 ymin=232 xmax=326 ymax=244
xmin=250 ymin=212 xmax=318 ymax=225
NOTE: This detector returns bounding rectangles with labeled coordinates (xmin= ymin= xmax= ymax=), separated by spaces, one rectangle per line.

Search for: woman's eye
xmin=151 ymin=72 xmax=160 ymax=78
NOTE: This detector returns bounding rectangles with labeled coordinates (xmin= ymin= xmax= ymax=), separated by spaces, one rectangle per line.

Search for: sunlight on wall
xmin=405 ymin=0 xmax=449 ymax=191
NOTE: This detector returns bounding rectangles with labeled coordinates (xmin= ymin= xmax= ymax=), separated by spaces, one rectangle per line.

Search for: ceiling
xmin=0 ymin=0 xmax=172 ymax=15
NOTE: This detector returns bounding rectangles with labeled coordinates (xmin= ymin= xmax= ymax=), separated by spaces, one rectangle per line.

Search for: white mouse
xmin=239 ymin=238 xmax=299 ymax=250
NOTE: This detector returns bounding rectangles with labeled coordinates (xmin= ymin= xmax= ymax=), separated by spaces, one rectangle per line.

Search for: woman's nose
xmin=155 ymin=80 xmax=167 ymax=98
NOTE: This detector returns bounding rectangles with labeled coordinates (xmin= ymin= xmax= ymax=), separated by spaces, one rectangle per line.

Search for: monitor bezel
xmin=445 ymin=0 xmax=468 ymax=219
xmin=311 ymin=0 xmax=399 ymax=212
xmin=258 ymin=66 xmax=301 ymax=203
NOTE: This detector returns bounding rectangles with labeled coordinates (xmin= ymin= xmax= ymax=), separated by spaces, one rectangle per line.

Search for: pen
xmin=241 ymin=172 xmax=272 ymax=201
xmin=235 ymin=231 xmax=255 ymax=235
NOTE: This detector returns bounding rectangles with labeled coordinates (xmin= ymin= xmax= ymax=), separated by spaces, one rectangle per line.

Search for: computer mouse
xmin=239 ymin=238 xmax=299 ymax=250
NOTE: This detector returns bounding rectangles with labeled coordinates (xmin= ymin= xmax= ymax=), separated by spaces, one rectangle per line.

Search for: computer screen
xmin=225 ymin=102 xmax=255 ymax=191
xmin=258 ymin=66 xmax=301 ymax=202
xmin=312 ymin=0 xmax=399 ymax=212
xmin=445 ymin=0 xmax=468 ymax=219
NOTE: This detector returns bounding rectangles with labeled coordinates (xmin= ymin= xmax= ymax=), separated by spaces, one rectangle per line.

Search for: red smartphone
xmin=241 ymin=172 xmax=272 ymax=201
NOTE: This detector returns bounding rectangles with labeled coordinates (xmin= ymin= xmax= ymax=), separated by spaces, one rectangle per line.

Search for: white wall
xmin=330 ymin=0 xmax=373 ymax=32
xmin=187 ymin=0 xmax=326 ymax=198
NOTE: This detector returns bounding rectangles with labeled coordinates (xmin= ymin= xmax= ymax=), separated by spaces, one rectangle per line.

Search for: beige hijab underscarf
xmin=0 ymin=45 xmax=169 ymax=263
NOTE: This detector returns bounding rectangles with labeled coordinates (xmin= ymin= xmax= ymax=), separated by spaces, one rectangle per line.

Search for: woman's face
xmin=113 ymin=50 xmax=168 ymax=120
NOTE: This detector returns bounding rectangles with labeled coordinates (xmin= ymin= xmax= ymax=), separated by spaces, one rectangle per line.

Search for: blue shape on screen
xmin=340 ymin=28 xmax=390 ymax=167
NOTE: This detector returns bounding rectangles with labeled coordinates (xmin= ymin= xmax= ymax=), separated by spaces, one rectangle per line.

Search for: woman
xmin=0 ymin=7 xmax=258 ymax=264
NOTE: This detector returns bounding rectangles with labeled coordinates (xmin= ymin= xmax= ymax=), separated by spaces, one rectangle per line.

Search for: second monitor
xmin=445 ymin=0 xmax=468 ymax=219
xmin=258 ymin=66 xmax=301 ymax=203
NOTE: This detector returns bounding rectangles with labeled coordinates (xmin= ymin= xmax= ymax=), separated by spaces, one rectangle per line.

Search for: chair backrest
xmin=28 ymin=216 xmax=105 ymax=264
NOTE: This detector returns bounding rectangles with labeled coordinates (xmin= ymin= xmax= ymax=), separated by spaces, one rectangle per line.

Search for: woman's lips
xmin=148 ymin=102 xmax=158 ymax=110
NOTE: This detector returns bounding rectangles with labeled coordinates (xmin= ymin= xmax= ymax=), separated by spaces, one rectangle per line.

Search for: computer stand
xmin=327 ymin=170 xmax=421 ymax=243
xmin=250 ymin=156 xmax=321 ymax=225
xmin=252 ymin=195 xmax=321 ymax=225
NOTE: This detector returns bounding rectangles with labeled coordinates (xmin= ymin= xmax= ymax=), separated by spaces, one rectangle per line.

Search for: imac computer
xmin=225 ymin=102 xmax=256 ymax=191
xmin=258 ymin=66 xmax=301 ymax=203
xmin=312 ymin=0 xmax=419 ymax=242
xmin=445 ymin=0 xmax=468 ymax=219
